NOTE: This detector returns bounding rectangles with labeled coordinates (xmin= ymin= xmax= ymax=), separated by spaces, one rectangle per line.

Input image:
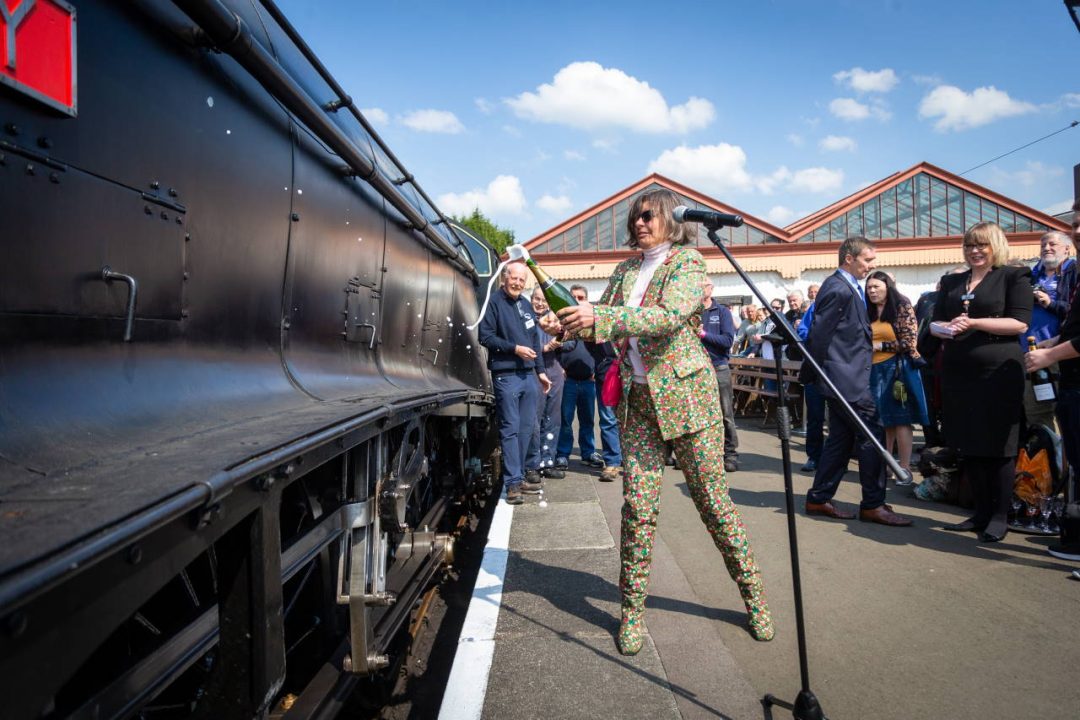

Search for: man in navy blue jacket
xmin=479 ymin=262 xmax=552 ymax=504
xmin=697 ymin=282 xmax=739 ymax=472
xmin=801 ymin=238 xmax=911 ymax=526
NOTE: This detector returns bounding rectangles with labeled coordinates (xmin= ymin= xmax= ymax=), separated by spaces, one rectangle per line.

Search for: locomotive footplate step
xmin=439 ymin=469 xmax=762 ymax=720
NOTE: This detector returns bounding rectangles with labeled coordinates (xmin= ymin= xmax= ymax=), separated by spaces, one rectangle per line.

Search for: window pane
xmin=614 ymin=201 xmax=629 ymax=248
xmin=564 ymin=223 xmax=581 ymax=253
xmin=748 ymin=226 xmax=766 ymax=244
xmin=1033 ymin=221 xmax=1049 ymax=233
xmin=797 ymin=233 xmax=813 ymax=244
xmin=863 ymin=197 xmax=880 ymax=239
xmin=580 ymin=216 xmax=597 ymax=252
xmin=1015 ymin=214 xmax=1032 ymax=232
xmin=964 ymin=192 xmax=981 ymax=232
xmin=930 ymin=178 xmax=947 ymax=237
xmin=946 ymin=184 xmax=964 ymax=235
xmin=695 ymin=223 xmax=709 ymax=247
xmin=596 ymin=209 xmax=613 ymax=251
xmin=880 ymin=187 xmax=898 ymax=238
xmin=846 ymin=206 xmax=864 ymax=236
xmin=897 ymin=179 xmax=915 ymax=237
xmin=980 ymin=200 xmax=998 ymax=225
xmin=915 ymin=174 xmax=930 ymax=237
xmin=998 ymin=208 xmax=1016 ymax=232
xmin=731 ymin=225 xmax=748 ymax=245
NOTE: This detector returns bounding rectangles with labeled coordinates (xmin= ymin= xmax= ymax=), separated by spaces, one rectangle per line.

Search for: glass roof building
xmin=522 ymin=162 xmax=1068 ymax=300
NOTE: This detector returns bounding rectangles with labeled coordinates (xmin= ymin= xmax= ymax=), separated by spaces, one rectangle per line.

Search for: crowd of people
xmin=479 ymin=188 xmax=1080 ymax=654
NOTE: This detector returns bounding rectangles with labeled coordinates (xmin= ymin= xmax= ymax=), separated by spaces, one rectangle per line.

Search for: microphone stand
xmin=703 ymin=224 xmax=911 ymax=720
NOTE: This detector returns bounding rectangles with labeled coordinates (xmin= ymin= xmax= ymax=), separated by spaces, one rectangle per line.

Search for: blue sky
xmin=276 ymin=0 xmax=1078 ymax=241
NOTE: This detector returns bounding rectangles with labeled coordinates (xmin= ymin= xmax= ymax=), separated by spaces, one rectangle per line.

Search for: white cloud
xmin=819 ymin=135 xmax=857 ymax=152
xmin=437 ymin=175 xmax=527 ymax=217
xmin=648 ymin=143 xmax=756 ymax=195
xmin=564 ymin=149 xmax=586 ymax=161
xmin=829 ymin=97 xmax=870 ymax=120
xmin=592 ymin=137 xmax=621 ymax=152
xmin=502 ymin=125 xmax=522 ymax=137
xmin=786 ymin=133 xmax=804 ymax=147
xmin=401 ymin=109 xmax=465 ymax=134
xmin=829 ymin=97 xmax=890 ymax=122
xmin=990 ymin=161 xmax=1064 ymax=188
xmin=536 ymin=194 xmax=573 ymax=213
xmin=1044 ymin=199 xmax=1076 ymax=216
xmin=789 ymin=167 xmax=845 ymax=194
xmin=833 ymin=67 xmax=898 ymax=93
xmin=1061 ymin=93 xmax=1080 ymax=108
xmin=755 ymin=167 xmax=792 ymax=195
xmin=475 ymin=97 xmax=494 ymax=114
xmin=766 ymin=206 xmax=797 ymax=225
xmin=912 ymin=74 xmax=944 ymax=86
xmin=506 ymin=61 xmax=715 ymax=133
xmin=362 ymin=107 xmax=389 ymax=125
xmin=918 ymin=85 xmax=1037 ymax=132
xmin=647 ymin=143 xmax=843 ymax=197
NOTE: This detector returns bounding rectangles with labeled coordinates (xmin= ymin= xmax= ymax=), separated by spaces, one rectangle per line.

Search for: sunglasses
xmin=638 ymin=210 xmax=657 ymax=223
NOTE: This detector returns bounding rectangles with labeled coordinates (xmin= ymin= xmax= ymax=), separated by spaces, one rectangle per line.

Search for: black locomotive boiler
xmin=0 ymin=1 xmax=499 ymax=717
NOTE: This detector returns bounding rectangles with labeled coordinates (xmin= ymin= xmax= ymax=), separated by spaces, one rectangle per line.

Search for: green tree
xmin=453 ymin=208 xmax=515 ymax=256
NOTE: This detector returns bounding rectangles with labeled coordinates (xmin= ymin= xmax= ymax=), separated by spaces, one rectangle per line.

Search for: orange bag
xmin=1014 ymin=448 xmax=1053 ymax=505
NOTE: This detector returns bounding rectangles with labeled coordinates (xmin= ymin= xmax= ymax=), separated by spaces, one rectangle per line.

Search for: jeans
xmin=557 ymin=378 xmax=596 ymax=460
xmin=594 ymin=376 xmax=623 ymax=466
xmin=492 ymin=370 xmax=539 ymax=488
xmin=715 ymin=365 xmax=738 ymax=459
xmin=528 ymin=367 xmax=564 ymax=469
xmin=803 ymin=382 xmax=826 ymax=463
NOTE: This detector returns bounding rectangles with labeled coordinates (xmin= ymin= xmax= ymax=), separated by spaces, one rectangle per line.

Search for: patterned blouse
xmin=879 ymin=301 xmax=921 ymax=360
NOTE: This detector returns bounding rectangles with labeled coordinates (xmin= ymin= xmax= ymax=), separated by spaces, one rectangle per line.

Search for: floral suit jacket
xmin=589 ymin=246 xmax=719 ymax=441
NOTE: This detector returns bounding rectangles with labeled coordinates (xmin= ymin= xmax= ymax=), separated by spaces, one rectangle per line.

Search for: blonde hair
xmin=625 ymin=189 xmax=697 ymax=249
xmin=964 ymin=222 xmax=1009 ymax=268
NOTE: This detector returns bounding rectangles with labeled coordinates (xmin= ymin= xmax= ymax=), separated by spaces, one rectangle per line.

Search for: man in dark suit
xmin=801 ymin=237 xmax=912 ymax=526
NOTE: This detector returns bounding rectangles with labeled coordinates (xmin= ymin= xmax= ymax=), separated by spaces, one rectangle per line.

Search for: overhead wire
xmin=958 ymin=120 xmax=1079 ymax=176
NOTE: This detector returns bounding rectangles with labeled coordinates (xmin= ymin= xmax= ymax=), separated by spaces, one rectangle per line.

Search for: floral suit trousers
xmin=620 ymin=381 xmax=771 ymax=639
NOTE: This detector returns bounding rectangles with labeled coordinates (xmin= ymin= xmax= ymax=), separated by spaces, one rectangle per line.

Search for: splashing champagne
xmin=506 ymin=245 xmax=578 ymax=313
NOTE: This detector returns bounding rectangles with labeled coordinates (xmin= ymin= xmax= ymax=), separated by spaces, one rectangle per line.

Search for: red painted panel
xmin=0 ymin=0 xmax=76 ymax=115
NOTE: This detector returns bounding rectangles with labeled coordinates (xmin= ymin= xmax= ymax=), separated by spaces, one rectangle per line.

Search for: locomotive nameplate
xmin=0 ymin=0 xmax=77 ymax=117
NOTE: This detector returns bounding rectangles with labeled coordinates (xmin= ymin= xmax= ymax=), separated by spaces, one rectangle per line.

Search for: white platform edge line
xmin=436 ymin=494 xmax=515 ymax=720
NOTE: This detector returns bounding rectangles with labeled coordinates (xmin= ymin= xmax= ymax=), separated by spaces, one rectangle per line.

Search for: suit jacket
xmin=799 ymin=269 xmax=872 ymax=404
xmin=589 ymin=246 xmax=718 ymax=441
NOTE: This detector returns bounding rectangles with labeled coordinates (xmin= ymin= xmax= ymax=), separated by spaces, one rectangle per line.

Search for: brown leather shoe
xmin=805 ymin=501 xmax=856 ymax=520
xmin=859 ymin=505 xmax=913 ymax=526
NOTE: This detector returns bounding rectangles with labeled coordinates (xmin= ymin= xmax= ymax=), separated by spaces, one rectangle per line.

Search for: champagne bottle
xmin=523 ymin=257 xmax=578 ymax=313
xmin=1027 ymin=335 xmax=1056 ymax=402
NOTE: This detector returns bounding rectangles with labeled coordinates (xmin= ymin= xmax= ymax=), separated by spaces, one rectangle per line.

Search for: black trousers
xmin=806 ymin=397 xmax=886 ymax=510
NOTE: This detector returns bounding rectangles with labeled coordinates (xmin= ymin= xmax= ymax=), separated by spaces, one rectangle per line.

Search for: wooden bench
xmin=728 ymin=357 xmax=803 ymax=425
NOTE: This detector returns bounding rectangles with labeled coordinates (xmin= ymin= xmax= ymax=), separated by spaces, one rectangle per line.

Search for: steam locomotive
xmin=0 ymin=1 xmax=498 ymax=717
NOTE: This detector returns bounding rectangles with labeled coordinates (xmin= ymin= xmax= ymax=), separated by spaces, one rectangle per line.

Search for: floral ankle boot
xmin=617 ymin=606 xmax=645 ymax=655
xmin=741 ymin=577 xmax=774 ymax=641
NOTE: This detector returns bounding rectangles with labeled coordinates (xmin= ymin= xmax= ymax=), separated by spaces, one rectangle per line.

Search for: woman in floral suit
xmin=558 ymin=189 xmax=773 ymax=655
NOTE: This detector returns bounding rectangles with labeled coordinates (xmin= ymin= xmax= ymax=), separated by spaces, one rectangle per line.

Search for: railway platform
xmin=437 ymin=456 xmax=763 ymax=720
xmin=436 ymin=418 xmax=1080 ymax=720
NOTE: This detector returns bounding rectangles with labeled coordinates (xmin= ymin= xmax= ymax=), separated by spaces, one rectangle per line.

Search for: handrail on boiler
xmin=171 ymin=0 xmax=478 ymax=281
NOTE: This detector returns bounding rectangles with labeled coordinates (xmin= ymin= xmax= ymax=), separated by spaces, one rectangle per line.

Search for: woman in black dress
xmin=931 ymin=222 xmax=1032 ymax=542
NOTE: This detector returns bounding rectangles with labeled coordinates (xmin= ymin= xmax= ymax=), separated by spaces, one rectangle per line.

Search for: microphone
xmin=672 ymin=205 xmax=743 ymax=228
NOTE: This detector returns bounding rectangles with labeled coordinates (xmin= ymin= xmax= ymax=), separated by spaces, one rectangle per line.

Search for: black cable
xmin=959 ymin=121 xmax=1079 ymax=176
